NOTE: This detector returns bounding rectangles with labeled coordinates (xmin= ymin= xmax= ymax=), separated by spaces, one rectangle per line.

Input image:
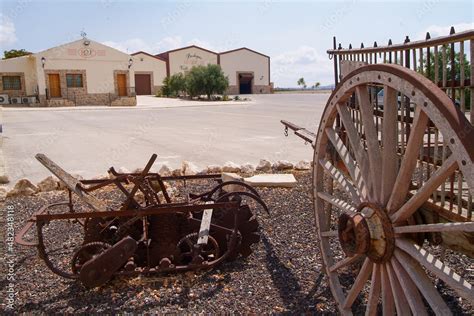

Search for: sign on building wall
xmin=67 ymin=48 xmax=106 ymax=59
xmin=179 ymin=53 xmax=205 ymax=71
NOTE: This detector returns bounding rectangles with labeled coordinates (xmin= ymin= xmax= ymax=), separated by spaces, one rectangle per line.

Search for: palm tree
xmin=297 ymin=77 xmax=306 ymax=90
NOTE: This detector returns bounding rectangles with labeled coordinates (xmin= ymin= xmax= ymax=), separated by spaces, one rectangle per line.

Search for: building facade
xmin=0 ymin=39 xmax=272 ymax=106
xmin=0 ymin=38 xmax=136 ymax=106
xmin=156 ymin=45 xmax=271 ymax=94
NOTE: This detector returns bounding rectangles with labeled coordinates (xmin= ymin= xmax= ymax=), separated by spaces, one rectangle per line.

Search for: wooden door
xmin=134 ymin=74 xmax=151 ymax=95
xmin=48 ymin=74 xmax=61 ymax=98
xmin=117 ymin=74 xmax=127 ymax=96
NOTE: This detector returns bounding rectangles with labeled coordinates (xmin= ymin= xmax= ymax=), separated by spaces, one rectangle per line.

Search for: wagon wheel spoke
xmin=343 ymin=257 xmax=373 ymax=309
xmin=390 ymin=257 xmax=428 ymax=315
xmin=394 ymin=221 xmax=474 ymax=234
xmin=319 ymin=158 xmax=361 ymax=204
xmin=325 ymin=127 xmax=368 ymax=199
xmin=387 ymin=106 xmax=429 ymax=213
xmin=328 ymin=254 xmax=363 ymax=273
xmin=394 ymin=249 xmax=452 ymax=315
xmin=381 ymin=86 xmax=399 ymax=205
xmin=380 ymin=264 xmax=395 ymax=315
xmin=385 ymin=261 xmax=411 ymax=315
xmin=395 ymin=238 xmax=474 ymax=302
xmin=365 ymin=263 xmax=381 ymax=316
xmin=390 ymin=154 xmax=458 ymax=223
xmin=317 ymin=191 xmax=357 ymax=215
xmin=336 ymin=104 xmax=373 ymax=200
xmin=356 ymin=86 xmax=383 ymax=203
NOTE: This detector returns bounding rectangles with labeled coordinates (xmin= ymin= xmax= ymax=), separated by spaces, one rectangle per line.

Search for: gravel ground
xmin=1 ymin=171 xmax=473 ymax=314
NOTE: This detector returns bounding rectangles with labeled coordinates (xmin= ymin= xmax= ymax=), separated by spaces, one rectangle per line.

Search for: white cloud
xmin=102 ymin=36 xmax=183 ymax=54
xmin=271 ymin=46 xmax=334 ymax=88
xmin=416 ymin=22 xmax=474 ymax=40
xmin=0 ymin=14 xmax=17 ymax=47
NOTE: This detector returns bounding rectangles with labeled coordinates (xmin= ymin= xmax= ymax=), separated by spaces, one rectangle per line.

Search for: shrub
xmin=161 ymin=77 xmax=172 ymax=97
xmin=185 ymin=64 xmax=229 ymax=100
xmin=169 ymin=73 xmax=186 ymax=97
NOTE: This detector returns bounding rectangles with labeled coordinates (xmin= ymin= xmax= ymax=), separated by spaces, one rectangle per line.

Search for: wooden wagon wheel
xmin=313 ymin=64 xmax=474 ymax=315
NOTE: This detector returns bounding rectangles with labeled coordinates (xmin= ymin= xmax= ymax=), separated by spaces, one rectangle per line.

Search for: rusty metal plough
xmin=15 ymin=153 xmax=268 ymax=288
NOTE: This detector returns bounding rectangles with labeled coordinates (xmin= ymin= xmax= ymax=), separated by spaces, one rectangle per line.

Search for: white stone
xmin=207 ymin=165 xmax=223 ymax=174
xmin=158 ymin=164 xmax=172 ymax=176
xmin=0 ymin=175 xmax=10 ymax=184
xmin=295 ymin=160 xmax=311 ymax=170
xmin=172 ymin=168 xmax=182 ymax=177
xmin=240 ymin=163 xmax=255 ymax=174
xmin=181 ymin=161 xmax=200 ymax=176
xmin=244 ymin=174 xmax=297 ymax=188
xmin=118 ymin=167 xmax=130 ymax=174
xmin=273 ymin=160 xmax=294 ymax=170
xmin=37 ymin=176 xmax=59 ymax=192
xmin=0 ymin=187 xmax=6 ymax=201
xmin=221 ymin=173 xmax=244 ymax=192
xmin=7 ymin=178 xmax=38 ymax=197
xmin=256 ymin=159 xmax=272 ymax=172
xmin=222 ymin=161 xmax=241 ymax=173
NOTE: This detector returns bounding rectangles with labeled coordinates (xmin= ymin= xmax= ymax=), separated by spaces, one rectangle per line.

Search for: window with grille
xmin=2 ymin=76 xmax=21 ymax=90
xmin=66 ymin=74 xmax=83 ymax=88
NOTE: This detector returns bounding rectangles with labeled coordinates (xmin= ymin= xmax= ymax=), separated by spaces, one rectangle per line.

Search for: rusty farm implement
xmin=15 ymin=153 xmax=267 ymax=288
xmin=282 ymin=29 xmax=474 ymax=314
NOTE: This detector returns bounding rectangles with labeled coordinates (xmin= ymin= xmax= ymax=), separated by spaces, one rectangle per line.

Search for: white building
xmin=0 ymin=39 xmax=272 ymax=106
xmin=0 ymin=38 xmax=137 ymax=106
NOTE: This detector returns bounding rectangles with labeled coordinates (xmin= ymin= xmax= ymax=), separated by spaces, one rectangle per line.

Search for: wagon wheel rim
xmin=313 ymin=64 xmax=474 ymax=315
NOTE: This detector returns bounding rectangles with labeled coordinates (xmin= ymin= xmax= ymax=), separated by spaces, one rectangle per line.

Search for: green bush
xmin=185 ymin=64 xmax=229 ymax=100
xmin=169 ymin=73 xmax=186 ymax=97
xmin=161 ymin=77 xmax=172 ymax=97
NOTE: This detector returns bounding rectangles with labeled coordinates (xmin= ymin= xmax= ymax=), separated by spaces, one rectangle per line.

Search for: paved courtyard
xmin=2 ymin=93 xmax=330 ymax=186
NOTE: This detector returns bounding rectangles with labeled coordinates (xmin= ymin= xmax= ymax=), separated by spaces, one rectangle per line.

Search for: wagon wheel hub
xmin=338 ymin=203 xmax=394 ymax=263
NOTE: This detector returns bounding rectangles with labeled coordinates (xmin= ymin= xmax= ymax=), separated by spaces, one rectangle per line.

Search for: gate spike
xmin=404 ymin=36 xmax=410 ymax=43
xmin=373 ymin=41 xmax=378 ymax=47
xmin=425 ymin=32 xmax=431 ymax=40
xmin=338 ymin=43 xmax=342 ymax=49
xmin=349 ymin=44 xmax=352 ymax=49
xmin=388 ymin=39 xmax=392 ymax=45
xmin=360 ymin=42 xmax=364 ymax=48
xmin=450 ymin=26 xmax=455 ymax=35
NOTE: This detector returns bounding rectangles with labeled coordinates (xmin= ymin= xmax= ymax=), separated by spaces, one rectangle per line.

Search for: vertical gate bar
xmin=460 ymin=41 xmax=466 ymax=114
xmin=450 ymin=40 xmax=456 ymax=101
xmin=434 ymin=45 xmax=439 ymax=85
xmin=440 ymin=140 xmax=447 ymax=208
xmin=419 ymin=48 xmax=423 ymax=74
xmin=470 ymin=39 xmax=474 ymax=124
xmin=426 ymin=46 xmax=431 ymax=79
xmin=432 ymin=128 xmax=439 ymax=202
xmin=442 ymin=45 xmax=447 ymax=90
xmin=457 ymin=170 xmax=463 ymax=215
xmin=412 ymin=49 xmax=417 ymax=72
xmin=333 ymin=36 xmax=338 ymax=87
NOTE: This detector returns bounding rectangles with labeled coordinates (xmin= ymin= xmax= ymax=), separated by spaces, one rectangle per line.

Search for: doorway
xmin=117 ymin=74 xmax=127 ymax=96
xmin=238 ymin=73 xmax=253 ymax=94
xmin=48 ymin=74 xmax=61 ymax=98
xmin=135 ymin=74 xmax=151 ymax=95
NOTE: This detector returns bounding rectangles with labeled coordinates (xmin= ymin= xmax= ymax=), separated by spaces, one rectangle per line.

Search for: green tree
xmin=161 ymin=77 xmax=172 ymax=97
xmin=313 ymin=82 xmax=321 ymax=89
xmin=418 ymin=45 xmax=470 ymax=109
xmin=297 ymin=77 xmax=306 ymax=89
xmin=185 ymin=64 xmax=229 ymax=99
xmin=3 ymin=49 xmax=32 ymax=59
xmin=169 ymin=73 xmax=186 ymax=96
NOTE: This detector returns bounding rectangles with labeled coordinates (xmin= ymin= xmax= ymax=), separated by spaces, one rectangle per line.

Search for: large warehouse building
xmin=0 ymin=38 xmax=271 ymax=106
xmin=155 ymin=45 xmax=271 ymax=95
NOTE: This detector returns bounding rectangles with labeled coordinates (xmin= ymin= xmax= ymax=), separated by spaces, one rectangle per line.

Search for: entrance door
xmin=135 ymin=74 xmax=151 ymax=95
xmin=117 ymin=74 xmax=127 ymax=96
xmin=48 ymin=74 xmax=61 ymax=98
xmin=238 ymin=73 xmax=253 ymax=94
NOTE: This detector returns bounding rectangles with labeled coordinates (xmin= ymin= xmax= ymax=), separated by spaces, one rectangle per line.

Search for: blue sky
xmin=1 ymin=0 xmax=472 ymax=87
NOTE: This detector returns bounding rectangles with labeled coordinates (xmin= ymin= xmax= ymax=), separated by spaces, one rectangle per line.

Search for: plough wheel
xmin=313 ymin=64 xmax=474 ymax=314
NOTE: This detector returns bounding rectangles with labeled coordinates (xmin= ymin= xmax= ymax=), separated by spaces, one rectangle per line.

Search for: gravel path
xmin=1 ymin=171 xmax=472 ymax=314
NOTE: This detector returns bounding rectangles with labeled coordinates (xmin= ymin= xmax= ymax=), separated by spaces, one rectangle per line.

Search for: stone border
xmin=2 ymin=159 xmax=311 ymax=200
